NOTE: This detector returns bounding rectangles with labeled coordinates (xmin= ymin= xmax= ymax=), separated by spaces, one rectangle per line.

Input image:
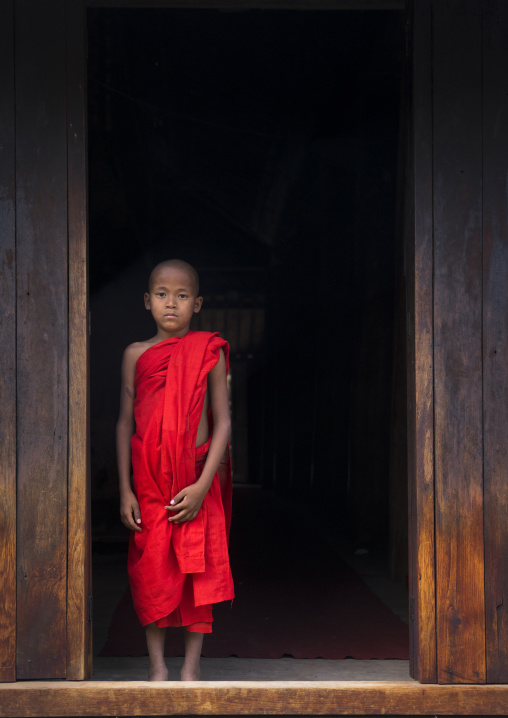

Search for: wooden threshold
xmin=1 ymin=680 xmax=508 ymax=716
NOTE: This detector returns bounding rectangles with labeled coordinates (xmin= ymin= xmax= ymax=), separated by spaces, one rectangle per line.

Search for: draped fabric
xmin=128 ymin=331 xmax=234 ymax=628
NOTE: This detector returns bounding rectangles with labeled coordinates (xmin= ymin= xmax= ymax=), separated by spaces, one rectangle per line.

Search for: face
xmin=144 ymin=266 xmax=202 ymax=338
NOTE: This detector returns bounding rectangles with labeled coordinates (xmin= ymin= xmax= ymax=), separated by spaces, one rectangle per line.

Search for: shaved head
xmin=148 ymin=259 xmax=200 ymax=295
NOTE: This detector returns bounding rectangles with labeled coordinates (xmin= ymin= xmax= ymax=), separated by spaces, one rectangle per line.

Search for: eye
xmin=155 ymin=292 xmax=166 ymax=298
xmin=178 ymin=293 xmax=188 ymax=299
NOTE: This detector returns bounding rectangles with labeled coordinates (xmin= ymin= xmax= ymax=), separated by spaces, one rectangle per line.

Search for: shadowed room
xmin=87 ymin=6 xmax=409 ymax=673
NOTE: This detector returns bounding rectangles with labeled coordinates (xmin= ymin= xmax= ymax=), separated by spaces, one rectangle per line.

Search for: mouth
xmin=164 ymin=313 xmax=177 ymax=319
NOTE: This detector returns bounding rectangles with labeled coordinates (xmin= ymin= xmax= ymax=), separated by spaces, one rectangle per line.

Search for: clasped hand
xmin=165 ymin=483 xmax=206 ymax=523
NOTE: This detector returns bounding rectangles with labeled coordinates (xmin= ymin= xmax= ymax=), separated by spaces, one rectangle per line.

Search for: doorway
xmin=87 ymin=6 xmax=409 ymax=677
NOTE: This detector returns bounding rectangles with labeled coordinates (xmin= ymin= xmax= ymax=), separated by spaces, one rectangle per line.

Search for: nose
xmin=166 ymin=295 xmax=176 ymax=307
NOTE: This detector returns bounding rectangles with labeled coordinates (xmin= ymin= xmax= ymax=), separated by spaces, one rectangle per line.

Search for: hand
xmin=165 ymin=484 xmax=206 ymax=523
xmin=120 ymin=490 xmax=142 ymax=532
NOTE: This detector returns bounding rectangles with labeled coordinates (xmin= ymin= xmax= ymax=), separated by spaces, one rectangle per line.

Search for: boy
xmin=116 ymin=259 xmax=234 ymax=681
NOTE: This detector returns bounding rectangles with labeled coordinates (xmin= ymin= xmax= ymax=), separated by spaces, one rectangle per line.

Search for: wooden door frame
xmin=0 ymin=0 xmax=17 ymax=685
xmin=4 ymin=0 xmax=508 ymax=711
xmin=0 ymin=0 xmax=91 ymax=683
xmin=0 ymin=0 xmax=421 ymax=693
xmin=67 ymin=0 xmax=92 ymax=682
xmin=405 ymin=0 xmax=435 ymax=683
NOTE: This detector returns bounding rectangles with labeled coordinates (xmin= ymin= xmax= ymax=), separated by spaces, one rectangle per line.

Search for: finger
xmin=169 ymin=510 xmax=197 ymax=524
xmin=121 ymin=511 xmax=142 ymax=532
xmin=165 ymin=495 xmax=187 ymax=511
xmin=168 ymin=513 xmax=184 ymax=522
xmin=120 ymin=511 xmax=132 ymax=527
xmin=169 ymin=489 xmax=187 ymax=506
xmin=133 ymin=504 xmax=142 ymax=526
xmin=168 ymin=508 xmax=192 ymax=523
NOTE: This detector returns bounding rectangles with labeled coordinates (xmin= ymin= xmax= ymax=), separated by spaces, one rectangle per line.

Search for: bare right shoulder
xmin=120 ymin=341 xmax=152 ymax=385
xmin=123 ymin=340 xmax=153 ymax=365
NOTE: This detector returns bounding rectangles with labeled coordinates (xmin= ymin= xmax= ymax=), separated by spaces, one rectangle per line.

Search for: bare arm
xmin=167 ymin=348 xmax=231 ymax=523
xmin=116 ymin=345 xmax=142 ymax=532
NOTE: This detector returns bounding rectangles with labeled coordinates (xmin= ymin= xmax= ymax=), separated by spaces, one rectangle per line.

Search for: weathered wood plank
xmin=432 ymin=0 xmax=485 ymax=684
xmin=1 ymin=680 xmax=508 ymax=716
xmin=483 ymin=0 xmax=508 ymax=684
xmin=0 ymin=0 xmax=17 ymax=685
xmin=15 ymin=0 xmax=69 ymax=679
xmin=406 ymin=0 xmax=436 ymax=683
xmin=67 ymin=0 xmax=92 ymax=681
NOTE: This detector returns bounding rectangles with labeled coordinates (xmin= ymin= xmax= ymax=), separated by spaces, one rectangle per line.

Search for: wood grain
xmin=432 ymin=0 xmax=485 ymax=684
xmin=406 ymin=0 xmax=436 ymax=683
xmin=0 ymin=0 xmax=17 ymax=684
xmin=483 ymin=0 xmax=508 ymax=684
xmin=15 ymin=0 xmax=69 ymax=679
xmin=1 ymin=680 xmax=508 ymax=716
xmin=66 ymin=0 xmax=93 ymax=681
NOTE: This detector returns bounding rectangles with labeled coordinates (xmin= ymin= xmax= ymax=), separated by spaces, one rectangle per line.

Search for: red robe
xmin=128 ymin=331 xmax=234 ymax=630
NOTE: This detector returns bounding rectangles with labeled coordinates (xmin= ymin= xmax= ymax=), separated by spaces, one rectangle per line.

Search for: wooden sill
xmin=1 ymin=680 xmax=508 ymax=716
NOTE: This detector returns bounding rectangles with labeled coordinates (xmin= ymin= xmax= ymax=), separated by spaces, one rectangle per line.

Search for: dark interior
xmin=88 ymin=7 xmax=408 ymax=655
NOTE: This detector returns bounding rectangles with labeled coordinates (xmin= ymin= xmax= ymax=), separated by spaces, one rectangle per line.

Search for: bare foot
xmin=180 ymin=664 xmax=200 ymax=681
xmin=181 ymin=629 xmax=203 ymax=681
xmin=148 ymin=664 xmax=169 ymax=681
xmin=145 ymin=623 xmax=168 ymax=681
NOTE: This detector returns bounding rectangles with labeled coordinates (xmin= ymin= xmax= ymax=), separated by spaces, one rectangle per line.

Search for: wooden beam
xmin=483 ymin=1 xmax=508 ymax=684
xmin=85 ymin=0 xmax=405 ymax=9
xmin=406 ymin=0 xmax=436 ymax=683
xmin=432 ymin=0 xmax=485 ymax=684
xmin=2 ymin=680 xmax=508 ymax=716
xmin=15 ymin=0 xmax=69 ymax=679
xmin=66 ymin=0 xmax=92 ymax=681
xmin=0 ymin=0 xmax=17 ymax=685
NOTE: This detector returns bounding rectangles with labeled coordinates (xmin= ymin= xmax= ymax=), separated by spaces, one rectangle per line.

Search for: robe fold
xmin=128 ymin=330 xmax=234 ymax=628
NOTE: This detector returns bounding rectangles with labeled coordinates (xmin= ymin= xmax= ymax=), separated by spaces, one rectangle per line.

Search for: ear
xmin=144 ymin=292 xmax=151 ymax=310
xmin=193 ymin=296 xmax=203 ymax=314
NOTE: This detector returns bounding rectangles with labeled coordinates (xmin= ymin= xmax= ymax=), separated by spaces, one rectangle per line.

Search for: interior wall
xmin=263 ymin=88 xmax=404 ymax=550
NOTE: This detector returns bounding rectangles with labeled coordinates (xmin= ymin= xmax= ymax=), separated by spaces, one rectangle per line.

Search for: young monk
xmin=116 ymin=259 xmax=234 ymax=681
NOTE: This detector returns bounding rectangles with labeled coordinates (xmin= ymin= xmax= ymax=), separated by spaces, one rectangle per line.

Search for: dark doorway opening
xmin=87 ymin=6 xmax=408 ymax=670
